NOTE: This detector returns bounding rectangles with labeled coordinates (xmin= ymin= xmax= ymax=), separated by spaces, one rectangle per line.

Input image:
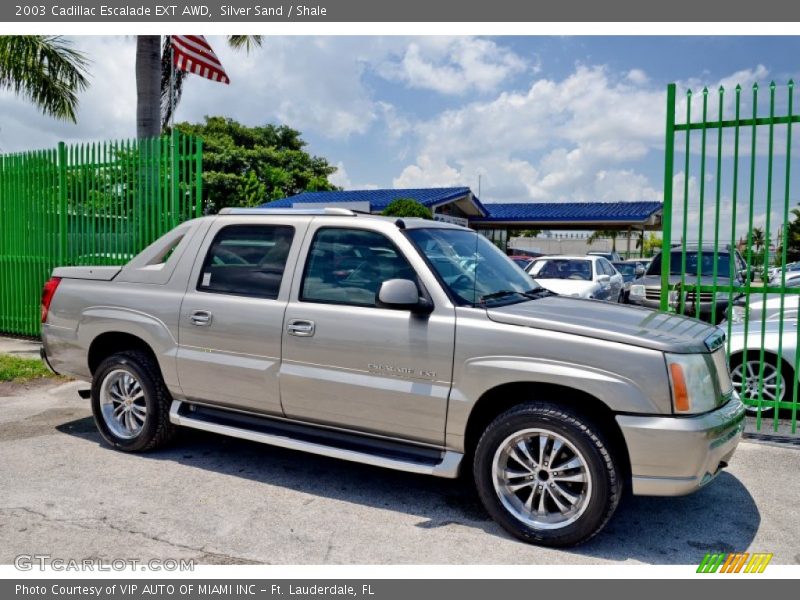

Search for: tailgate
xmin=51 ymin=266 xmax=122 ymax=281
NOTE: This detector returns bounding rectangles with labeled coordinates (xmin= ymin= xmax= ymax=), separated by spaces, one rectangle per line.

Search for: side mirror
xmin=377 ymin=279 xmax=432 ymax=314
xmin=597 ymin=274 xmax=611 ymax=284
xmin=635 ymin=265 xmax=645 ymax=276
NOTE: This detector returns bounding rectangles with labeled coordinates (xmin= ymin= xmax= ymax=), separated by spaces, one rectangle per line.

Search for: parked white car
xmin=526 ymin=255 xmax=624 ymax=301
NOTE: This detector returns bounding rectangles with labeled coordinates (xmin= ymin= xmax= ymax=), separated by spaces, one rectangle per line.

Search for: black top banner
xmin=5 ymin=0 xmax=800 ymax=22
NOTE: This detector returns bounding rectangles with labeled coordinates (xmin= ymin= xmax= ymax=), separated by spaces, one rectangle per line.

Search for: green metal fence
xmin=662 ymin=81 xmax=799 ymax=432
xmin=0 ymin=133 xmax=203 ymax=337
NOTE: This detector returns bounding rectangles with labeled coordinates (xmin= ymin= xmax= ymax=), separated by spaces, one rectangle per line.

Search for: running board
xmin=169 ymin=400 xmax=462 ymax=479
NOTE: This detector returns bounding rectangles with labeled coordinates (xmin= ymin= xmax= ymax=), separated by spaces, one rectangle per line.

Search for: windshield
xmin=647 ymin=251 xmax=732 ymax=277
xmin=529 ymin=258 xmax=593 ymax=281
xmin=406 ymin=228 xmax=542 ymax=306
xmin=613 ymin=263 xmax=636 ymax=276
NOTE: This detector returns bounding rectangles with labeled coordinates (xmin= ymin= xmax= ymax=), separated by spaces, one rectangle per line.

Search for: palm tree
xmin=587 ymin=229 xmax=619 ymax=252
xmin=0 ymin=36 xmax=89 ymax=122
xmin=751 ymin=226 xmax=766 ymax=253
xmin=136 ymin=35 xmax=263 ymax=139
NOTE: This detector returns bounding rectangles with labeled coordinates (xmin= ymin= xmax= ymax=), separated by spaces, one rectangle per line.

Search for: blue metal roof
xmin=471 ymin=201 xmax=663 ymax=223
xmin=260 ymin=188 xmax=661 ymax=225
xmin=264 ymin=187 xmax=487 ymax=216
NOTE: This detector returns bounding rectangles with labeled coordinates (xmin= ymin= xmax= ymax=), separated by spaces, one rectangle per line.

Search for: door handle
xmin=287 ymin=319 xmax=315 ymax=337
xmin=190 ymin=310 xmax=212 ymax=326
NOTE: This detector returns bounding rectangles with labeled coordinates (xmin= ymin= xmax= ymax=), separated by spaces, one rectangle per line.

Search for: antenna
xmin=478 ymin=174 xmax=482 ymax=197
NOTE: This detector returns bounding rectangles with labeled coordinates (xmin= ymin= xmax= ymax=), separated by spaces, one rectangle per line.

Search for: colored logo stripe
xmin=697 ymin=552 xmax=772 ymax=573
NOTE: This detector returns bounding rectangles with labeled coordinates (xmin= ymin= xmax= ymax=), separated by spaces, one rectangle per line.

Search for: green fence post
xmin=660 ymin=84 xmax=676 ymax=312
xmin=58 ymin=141 xmax=68 ymax=265
xmin=195 ymin=138 xmax=203 ymax=217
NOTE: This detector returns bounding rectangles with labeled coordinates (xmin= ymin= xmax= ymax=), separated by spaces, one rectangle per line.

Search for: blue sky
xmin=2 ymin=36 xmax=800 ymax=232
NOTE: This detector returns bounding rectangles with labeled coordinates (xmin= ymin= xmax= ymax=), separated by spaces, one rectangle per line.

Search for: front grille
xmin=685 ymin=291 xmax=714 ymax=303
xmin=644 ymin=288 xmax=661 ymax=300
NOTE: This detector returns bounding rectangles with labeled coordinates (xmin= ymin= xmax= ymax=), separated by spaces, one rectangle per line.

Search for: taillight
xmin=41 ymin=277 xmax=61 ymax=323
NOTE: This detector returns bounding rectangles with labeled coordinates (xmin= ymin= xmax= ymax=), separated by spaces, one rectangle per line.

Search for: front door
xmin=279 ymin=225 xmax=455 ymax=445
xmin=177 ymin=219 xmax=305 ymax=415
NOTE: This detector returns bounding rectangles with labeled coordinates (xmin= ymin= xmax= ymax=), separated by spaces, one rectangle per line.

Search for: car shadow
xmin=56 ymin=417 xmax=760 ymax=564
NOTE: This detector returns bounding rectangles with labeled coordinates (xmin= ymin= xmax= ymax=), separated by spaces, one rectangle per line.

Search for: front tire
xmin=91 ymin=350 xmax=176 ymax=452
xmin=473 ymin=402 xmax=621 ymax=547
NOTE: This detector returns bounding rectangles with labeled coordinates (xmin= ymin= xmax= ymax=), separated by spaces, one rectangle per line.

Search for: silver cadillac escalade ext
xmin=40 ymin=207 xmax=745 ymax=547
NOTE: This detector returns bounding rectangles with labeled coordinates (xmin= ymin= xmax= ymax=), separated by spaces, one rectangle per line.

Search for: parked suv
xmin=41 ymin=208 xmax=744 ymax=547
xmin=628 ymin=244 xmax=747 ymax=324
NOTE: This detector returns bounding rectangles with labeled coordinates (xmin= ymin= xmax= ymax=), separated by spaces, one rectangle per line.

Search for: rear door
xmin=279 ymin=223 xmax=456 ymax=445
xmin=176 ymin=217 xmax=308 ymax=415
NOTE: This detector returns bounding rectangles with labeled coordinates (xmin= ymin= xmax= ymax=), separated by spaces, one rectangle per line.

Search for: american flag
xmin=171 ymin=35 xmax=230 ymax=84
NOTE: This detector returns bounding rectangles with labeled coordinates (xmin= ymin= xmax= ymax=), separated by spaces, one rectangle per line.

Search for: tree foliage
xmin=779 ymin=207 xmax=800 ymax=263
xmin=381 ymin=199 xmax=433 ymax=219
xmin=174 ymin=116 xmax=339 ymax=212
xmin=587 ymin=229 xmax=619 ymax=251
xmin=639 ymin=232 xmax=662 ymax=257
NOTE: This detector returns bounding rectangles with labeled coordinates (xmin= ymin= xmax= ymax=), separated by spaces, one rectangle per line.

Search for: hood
xmin=487 ymin=296 xmax=720 ymax=353
xmin=533 ymin=279 xmax=597 ymax=298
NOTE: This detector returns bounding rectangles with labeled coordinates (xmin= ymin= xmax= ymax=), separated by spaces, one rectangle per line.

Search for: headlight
xmin=629 ymin=284 xmax=645 ymax=297
xmin=665 ymin=353 xmax=718 ymax=414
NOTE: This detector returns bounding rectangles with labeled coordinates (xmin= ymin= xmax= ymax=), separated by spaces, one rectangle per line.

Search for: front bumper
xmin=616 ymin=396 xmax=745 ymax=496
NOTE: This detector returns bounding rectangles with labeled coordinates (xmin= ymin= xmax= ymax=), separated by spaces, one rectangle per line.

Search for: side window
xmin=197 ymin=225 xmax=295 ymax=299
xmin=603 ymin=259 xmax=615 ymax=275
xmin=301 ymin=228 xmax=416 ymax=307
xmin=594 ymin=260 xmax=605 ymax=277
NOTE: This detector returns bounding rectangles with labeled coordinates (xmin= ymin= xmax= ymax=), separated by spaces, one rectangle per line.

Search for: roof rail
xmin=218 ymin=207 xmax=358 ymax=216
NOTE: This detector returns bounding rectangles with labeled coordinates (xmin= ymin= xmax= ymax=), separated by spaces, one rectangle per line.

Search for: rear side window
xmin=198 ymin=225 xmax=295 ymax=299
xmin=300 ymin=227 xmax=416 ymax=307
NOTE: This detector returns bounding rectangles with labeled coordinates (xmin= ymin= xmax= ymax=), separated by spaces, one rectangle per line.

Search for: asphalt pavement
xmin=0 ymin=378 xmax=798 ymax=565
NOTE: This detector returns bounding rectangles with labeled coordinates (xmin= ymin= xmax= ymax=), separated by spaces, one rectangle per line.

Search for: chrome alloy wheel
xmin=99 ymin=369 xmax=147 ymax=439
xmin=492 ymin=428 xmax=592 ymax=530
xmin=731 ymin=359 xmax=784 ymax=413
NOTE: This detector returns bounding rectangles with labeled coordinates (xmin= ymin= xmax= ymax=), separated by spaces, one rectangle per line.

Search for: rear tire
xmin=473 ymin=402 xmax=621 ymax=547
xmin=91 ymin=350 xmax=176 ymax=452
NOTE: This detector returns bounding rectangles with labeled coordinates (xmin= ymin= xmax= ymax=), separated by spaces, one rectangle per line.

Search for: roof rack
xmin=218 ymin=207 xmax=358 ymax=216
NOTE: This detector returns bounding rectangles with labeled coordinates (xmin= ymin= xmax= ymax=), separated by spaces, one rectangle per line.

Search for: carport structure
xmin=470 ymin=200 xmax=664 ymax=254
xmin=266 ymin=187 xmax=663 ymax=254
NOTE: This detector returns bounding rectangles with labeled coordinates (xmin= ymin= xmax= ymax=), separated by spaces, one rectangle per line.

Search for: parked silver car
xmin=526 ymin=255 xmax=624 ymax=302
xmin=728 ymin=319 xmax=799 ymax=414
xmin=40 ymin=208 xmax=744 ymax=547
xmin=729 ymin=286 xmax=800 ymax=323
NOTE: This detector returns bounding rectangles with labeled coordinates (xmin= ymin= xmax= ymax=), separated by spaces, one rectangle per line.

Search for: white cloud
xmin=626 ymin=69 xmax=649 ymax=85
xmin=394 ymin=65 xmax=665 ymax=202
xmin=377 ymin=37 xmax=527 ymax=95
xmin=180 ymin=36 xmax=380 ymax=139
xmin=328 ymin=161 xmax=351 ymax=188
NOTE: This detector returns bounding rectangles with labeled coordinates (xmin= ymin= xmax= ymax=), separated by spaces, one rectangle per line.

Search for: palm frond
xmin=0 ymin=35 xmax=90 ymax=122
xmin=227 ymin=35 xmax=263 ymax=53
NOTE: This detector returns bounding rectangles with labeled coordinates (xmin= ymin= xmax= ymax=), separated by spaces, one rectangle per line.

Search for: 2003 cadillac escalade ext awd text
xmin=40 ymin=207 xmax=745 ymax=546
